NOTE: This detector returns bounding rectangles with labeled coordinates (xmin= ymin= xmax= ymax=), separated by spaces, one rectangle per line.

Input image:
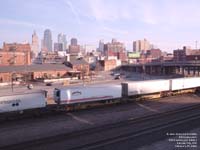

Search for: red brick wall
xmin=0 ymin=51 xmax=31 ymax=66
xmin=147 ymin=49 xmax=162 ymax=58
xmin=186 ymin=55 xmax=200 ymax=61
xmin=104 ymin=42 xmax=126 ymax=61
xmin=118 ymin=52 xmax=127 ymax=61
xmin=0 ymin=70 xmax=68 ymax=83
xmin=69 ymin=45 xmax=80 ymax=54
xmin=0 ymin=73 xmax=11 ymax=82
xmin=3 ymin=43 xmax=31 ymax=52
xmin=104 ymin=59 xmax=116 ymax=71
xmin=73 ymin=64 xmax=90 ymax=75
xmin=1 ymin=43 xmax=31 ymax=65
xmin=173 ymin=50 xmax=186 ymax=61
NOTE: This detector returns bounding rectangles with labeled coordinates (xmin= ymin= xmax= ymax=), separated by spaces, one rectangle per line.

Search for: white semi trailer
xmin=0 ymin=90 xmax=46 ymax=114
xmin=54 ymin=84 xmax=121 ymax=105
xmin=121 ymin=77 xmax=200 ymax=97
xmin=121 ymin=79 xmax=170 ymax=97
xmin=171 ymin=77 xmax=200 ymax=91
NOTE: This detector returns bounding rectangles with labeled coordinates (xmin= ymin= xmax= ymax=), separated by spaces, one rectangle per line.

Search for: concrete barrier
xmin=0 ymin=81 xmax=20 ymax=87
xmin=44 ymin=77 xmax=78 ymax=83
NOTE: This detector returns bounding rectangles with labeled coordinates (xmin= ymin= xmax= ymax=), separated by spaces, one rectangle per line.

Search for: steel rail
xmin=1 ymin=103 xmax=200 ymax=150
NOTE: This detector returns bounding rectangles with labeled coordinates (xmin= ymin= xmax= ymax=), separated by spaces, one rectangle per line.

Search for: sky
xmin=1 ymin=0 xmax=200 ymax=52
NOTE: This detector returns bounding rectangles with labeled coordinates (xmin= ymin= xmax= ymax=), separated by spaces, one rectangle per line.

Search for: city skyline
xmin=1 ymin=0 xmax=200 ymax=51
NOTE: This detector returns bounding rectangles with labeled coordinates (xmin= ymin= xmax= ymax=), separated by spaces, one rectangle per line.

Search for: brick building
xmin=0 ymin=43 xmax=31 ymax=65
xmin=98 ymin=59 xmax=117 ymax=71
xmin=184 ymin=50 xmax=200 ymax=61
xmin=104 ymin=39 xmax=127 ymax=61
xmin=173 ymin=46 xmax=200 ymax=62
xmin=186 ymin=55 xmax=200 ymax=61
xmin=31 ymin=64 xmax=70 ymax=79
xmin=0 ymin=64 xmax=71 ymax=83
xmin=173 ymin=49 xmax=186 ymax=61
xmin=161 ymin=53 xmax=174 ymax=62
xmin=65 ymin=58 xmax=90 ymax=78
xmin=35 ymin=51 xmax=69 ymax=64
xmin=69 ymin=45 xmax=80 ymax=54
xmin=146 ymin=49 xmax=162 ymax=59
xmin=133 ymin=49 xmax=162 ymax=64
xmin=137 ymin=54 xmax=153 ymax=64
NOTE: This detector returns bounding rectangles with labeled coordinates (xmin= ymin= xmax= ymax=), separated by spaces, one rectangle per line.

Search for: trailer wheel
xmin=19 ymin=110 xmax=24 ymax=114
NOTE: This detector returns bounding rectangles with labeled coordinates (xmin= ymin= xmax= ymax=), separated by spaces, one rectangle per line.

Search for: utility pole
xmin=11 ymin=53 xmax=16 ymax=92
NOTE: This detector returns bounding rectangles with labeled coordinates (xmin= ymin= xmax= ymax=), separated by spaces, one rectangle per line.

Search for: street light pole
xmin=10 ymin=52 xmax=16 ymax=92
xmin=195 ymin=56 xmax=198 ymax=76
xmin=11 ymin=73 xmax=13 ymax=92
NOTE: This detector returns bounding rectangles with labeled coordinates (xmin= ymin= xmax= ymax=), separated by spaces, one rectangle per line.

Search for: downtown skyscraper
xmin=98 ymin=40 xmax=104 ymax=52
xmin=133 ymin=39 xmax=151 ymax=53
xmin=71 ymin=38 xmax=78 ymax=46
xmin=31 ymin=30 xmax=39 ymax=57
xmin=42 ymin=29 xmax=52 ymax=52
xmin=57 ymin=33 xmax=67 ymax=51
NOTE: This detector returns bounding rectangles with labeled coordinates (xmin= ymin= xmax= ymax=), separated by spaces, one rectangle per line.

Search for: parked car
xmin=114 ymin=75 xmax=121 ymax=80
xmin=46 ymin=82 xmax=52 ymax=86
xmin=27 ymin=84 xmax=33 ymax=89
xmin=114 ymin=73 xmax=120 ymax=76
xmin=110 ymin=72 xmax=115 ymax=76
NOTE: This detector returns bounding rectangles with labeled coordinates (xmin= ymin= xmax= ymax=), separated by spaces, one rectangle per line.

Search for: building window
xmin=44 ymin=73 xmax=48 ymax=79
xmin=57 ymin=72 xmax=60 ymax=77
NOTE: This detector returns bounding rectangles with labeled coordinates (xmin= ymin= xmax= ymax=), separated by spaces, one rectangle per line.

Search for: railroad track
xmin=75 ymin=108 xmax=200 ymax=150
xmin=1 ymin=103 xmax=200 ymax=150
xmin=0 ymin=93 xmax=195 ymax=123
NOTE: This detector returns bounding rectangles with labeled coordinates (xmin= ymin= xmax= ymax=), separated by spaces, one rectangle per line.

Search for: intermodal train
xmin=1 ymin=77 xmax=200 ymax=114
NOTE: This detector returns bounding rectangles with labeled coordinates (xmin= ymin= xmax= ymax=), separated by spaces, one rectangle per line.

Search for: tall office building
xmin=112 ymin=38 xmax=117 ymax=43
xmin=54 ymin=43 xmax=63 ymax=51
xmin=98 ymin=40 xmax=104 ymax=52
xmin=31 ymin=31 xmax=39 ymax=57
xmin=71 ymin=38 xmax=78 ymax=46
xmin=69 ymin=38 xmax=80 ymax=55
xmin=133 ymin=41 xmax=140 ymax=52
xmin=58 ymin=33 xmax=67 ymax=51
xmin=133 ymin=39 xmax=151 ymax=52
xmin=43 ymin=29 xmax=52 ymax=52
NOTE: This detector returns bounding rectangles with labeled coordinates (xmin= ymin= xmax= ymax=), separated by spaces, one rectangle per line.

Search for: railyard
xmin=0 ymin=71 xmax=200 ymax=150
xmin=2 ymin=1 xmax=200 ymax=149
xmin=0 ymin=94 xmax=200 ymax=150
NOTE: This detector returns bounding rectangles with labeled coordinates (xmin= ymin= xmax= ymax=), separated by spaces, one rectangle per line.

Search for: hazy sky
xmin=1 ymin=0 xmax=200 ymax=52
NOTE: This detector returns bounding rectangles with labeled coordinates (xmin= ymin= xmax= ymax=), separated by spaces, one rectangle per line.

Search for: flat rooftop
xmin=0 ymin=64 xmax=72 ymax=73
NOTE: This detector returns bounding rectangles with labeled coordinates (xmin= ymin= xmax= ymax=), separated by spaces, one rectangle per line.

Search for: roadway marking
xmin=136 ymin=102 xmax=158 ymax=112
xmin=67 ymin=113 xmax=94 ymax=125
